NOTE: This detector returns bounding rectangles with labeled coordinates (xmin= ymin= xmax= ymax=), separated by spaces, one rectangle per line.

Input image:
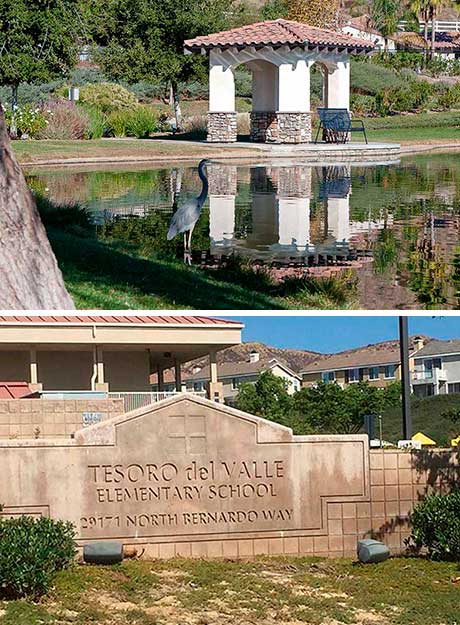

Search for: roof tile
xmin=185 ymin=19 xmax=374 ymax=51
xmin=0 ymin=315 xmax=241 ymax=327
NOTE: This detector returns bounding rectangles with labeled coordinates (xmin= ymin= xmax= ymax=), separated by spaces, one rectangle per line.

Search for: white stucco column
xmin=94 ymin=345 xmax=108 ymax=392
xmin=277 ymin=60 xmax=310 ymax=112
xmin=277 ymin=197 xmax=310 ymax=250
xmin=207 ymin=350 xmax=223 ymax=403
xmin=208 ymin=50 xmax=237 ymax=142
xmin=327 ymin=197 xmax=350 ymax=243
xmin=29 ymin=348 xmax=42 ymax=392
xmin=326 ymin=59 xmax=350 ymax=110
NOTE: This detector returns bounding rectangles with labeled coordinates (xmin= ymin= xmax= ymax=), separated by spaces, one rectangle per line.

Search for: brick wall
xmin=0 ymin=399 xmax=125 ymax=439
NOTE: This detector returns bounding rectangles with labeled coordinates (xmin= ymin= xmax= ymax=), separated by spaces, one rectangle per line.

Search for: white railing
xmin=108 ymin=390 xmax=206 ymax=412
xmin=411 ymin=367 xmax=447 ymax=383
xmin=398 ymin=20 xmax=460 ymax=33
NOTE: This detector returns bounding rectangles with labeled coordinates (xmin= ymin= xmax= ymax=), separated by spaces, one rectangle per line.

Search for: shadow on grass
xmin=48 ymin=229 xmax=286 ymax=310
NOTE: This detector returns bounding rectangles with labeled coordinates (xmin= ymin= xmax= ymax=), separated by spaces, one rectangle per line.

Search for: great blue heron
xmin=167 ymin=159 xmax=211 ymax=263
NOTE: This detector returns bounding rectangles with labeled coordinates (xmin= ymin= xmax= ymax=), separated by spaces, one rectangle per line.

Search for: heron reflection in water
xmin=167 ymin=159 xmax=211 ymax=264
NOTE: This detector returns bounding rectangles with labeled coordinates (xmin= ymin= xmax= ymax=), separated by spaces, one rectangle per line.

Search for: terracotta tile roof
xmin=394 ymin=31 xmax=460 ymax=50
xmin=0 ymin=315 xmax=241 ymax=327
xmin=184 ymin=19 xmax=374 ymax=52
xmin=348 ymin=15 xmax=382 ymax=37
xmin=0 ymin=382 xmax=35 ymax=399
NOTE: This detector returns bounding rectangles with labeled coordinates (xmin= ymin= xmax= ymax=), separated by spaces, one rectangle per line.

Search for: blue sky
xmin=221 ymin=316 xmax=460 ymax=353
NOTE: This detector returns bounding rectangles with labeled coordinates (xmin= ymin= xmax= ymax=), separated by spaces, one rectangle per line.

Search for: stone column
xmin=206 ymin=350 xmax=224 ymax=403
xmin=208 ymin=51 xmax=237 ymax=143
xmin=29 ymin=348 xmax=42 ymax=392
xmin=275 ymin=60 xmax=311 ymax=143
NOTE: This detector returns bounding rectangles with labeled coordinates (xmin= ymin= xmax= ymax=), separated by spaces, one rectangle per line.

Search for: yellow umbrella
xmin=451 ymin=435 xmax=460 ymax=447
xmin=412 ymin=431 xmax=436 ymax=446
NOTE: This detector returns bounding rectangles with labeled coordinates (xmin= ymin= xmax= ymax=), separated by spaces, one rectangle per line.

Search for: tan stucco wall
xmin=302 ymin=365 xmax=401 ymax=389
xmin=0 ymin=350 xmax=29 ymax=381
xmin=38 ymin=351 xmax=93 ymax=390
xmin=0 ymin=395 xmax=451 ymax=559
xmin=0 ymin=398 xmax=124 ymax=439
xmin=104 ymin=351 xmax=150 ymax=391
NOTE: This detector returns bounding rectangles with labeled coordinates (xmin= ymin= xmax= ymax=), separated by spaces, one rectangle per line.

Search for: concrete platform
xmin=202 ymin=141 xmax=401 ymax=163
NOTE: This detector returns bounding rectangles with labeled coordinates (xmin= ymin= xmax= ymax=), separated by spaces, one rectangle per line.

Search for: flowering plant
xmin=2 ymin=103 xmax=49 ymax=139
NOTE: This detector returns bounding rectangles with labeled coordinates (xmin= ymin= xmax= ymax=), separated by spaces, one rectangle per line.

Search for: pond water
xmin=27 ymin=153 xmax=460 ymax=310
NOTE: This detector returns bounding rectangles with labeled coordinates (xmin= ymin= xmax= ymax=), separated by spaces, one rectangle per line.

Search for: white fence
xmin=398 ymin=20 xmax=460 ymax=33
xmin=108 ymin=391 xmax=206 ymax=412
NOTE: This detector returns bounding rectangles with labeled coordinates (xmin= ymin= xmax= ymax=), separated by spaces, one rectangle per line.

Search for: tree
xmin=371 ymin=0 xmax=401 ymax=52
xmin=0 ymin=106 xmax=74 ymax=308
xmin=0 ymin=0 xmax=82 ymax=137
xmin=287 ymin=0 xmax=341 ymax=29
xmin=261 ymin=0 xmax=289 ymax=20
xmin=98 ymin=0 xmax=242 ymax=130
xmin=235 ymin=371 xmax=292 ymax=424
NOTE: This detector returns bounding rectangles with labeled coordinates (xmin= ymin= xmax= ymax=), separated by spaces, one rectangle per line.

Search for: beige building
xmin=301 ymin=339 xmax=423 ymax=389
xmin=0 ymin=315 xmax=243 ymax=407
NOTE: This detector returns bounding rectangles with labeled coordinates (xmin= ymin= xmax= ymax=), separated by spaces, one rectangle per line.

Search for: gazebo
xmin=184 ymin=19 xmax=374 ymax=144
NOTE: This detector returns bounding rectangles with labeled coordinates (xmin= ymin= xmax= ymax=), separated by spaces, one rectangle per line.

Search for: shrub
xmin=125 ymin=106 xmax=158 ymax=138
xmin=0 ymin=515 xmax=76 ymax=598
xmin=410 ymin=491 xmax=460 ymax=560
xmin=350 ymin=94 xmax=377 ymax=117
xmin=79 ymin=82 xmax=139 ymax=113
xmin=437 ymin=83 xmax=460 ymax=110
xmin=2 ymin=105 xmax=48 ymax=139
xmin=37 ymin=101 xmax=90 ymax=140
xmin=35 ymin=194 xmax=93 ymax=234
xmin=108 ymin=111 xmax=128 ymax=137
xmin=181 ymin=114 xmax=207 ymax=137
xmin=82 ymin=105 xmax=109 ymax=139
xmin=376 ymin=81 xmax=432 ymax=115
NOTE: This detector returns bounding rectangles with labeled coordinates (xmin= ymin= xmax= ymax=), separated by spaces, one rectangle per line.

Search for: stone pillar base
xmin=250 ymin=111 xmax=311 ymax=144
xmin=94 ymin=382 xmax=109 ymax=392
xmin=206 ymin=381 xmax=224 ymax=403
xmin=207 ymin=112 xmax=237 ymax=143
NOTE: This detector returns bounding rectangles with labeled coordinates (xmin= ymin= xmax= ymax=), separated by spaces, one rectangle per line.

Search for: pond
xmin=26 ymin=153 xmax=460 ymax=310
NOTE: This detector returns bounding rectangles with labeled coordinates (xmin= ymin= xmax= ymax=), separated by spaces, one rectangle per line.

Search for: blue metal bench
xmin=315 ymin=108 xmax=368 ymax=145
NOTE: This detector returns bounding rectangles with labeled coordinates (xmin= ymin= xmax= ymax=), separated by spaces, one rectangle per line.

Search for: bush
xmin=376 ymin=81 xmax=432 ymax=115
xmin=108 ymin=111 xmax=128 ymax=137
xmin=37 ymin=101 xmax=90 ymax=140
xmin=0 ymin=515 xmax=76 ymax=598
xmin=125 ymin=106 xmax=159 ymax=138
xmin=35 ymin=194 xmax=93 ymax=234
xmin=410 ymin=491 xmax=460 ymax=560
xmin=2 ymin=105 xmax=48 ymax=139
xmin=82 ymin=105 xmax=109 ymax=139
xmin=437 ymin=83 xmax=460 ymax=110
xmin=350 ymin=94 xmax=377 ymax=117
xmin=79 ymin=82 xmax=139 ymax=113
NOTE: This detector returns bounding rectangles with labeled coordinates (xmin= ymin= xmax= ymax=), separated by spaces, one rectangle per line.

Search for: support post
xmin=208 ymin=51 xmax=237 ymax=142
xmin=174 ymin=359 xmax=182 ymax=393
xmin=95 ymin=346 xmax=108 ymax=392
xmin=29 ymin=348 xmax=42 ymax=392
xmin=207 ymin=350 xmax=224 ymax=403
xmin=325 ymin=60 xmax=350 ymax=110
xmin=399 ymin=316 xmax=412 ymax=439
xmin=157 ymin=365 xmax=165 ymax=393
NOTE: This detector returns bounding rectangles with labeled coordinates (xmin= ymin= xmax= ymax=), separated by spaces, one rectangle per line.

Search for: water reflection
xmin=26 ymin=153 xmax=460 ymax=309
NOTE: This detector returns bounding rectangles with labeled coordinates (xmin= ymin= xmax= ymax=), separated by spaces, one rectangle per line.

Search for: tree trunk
xmin=0 ymin=104 xmax=74 ymax=309
xmin=431 ymin=12 xmax=436 ymax=60
xmin=171 ymin=81 xmax=182 ymax=131
xmin=9 ymin=85 xmax=18 ymax=139
xmin=423 ymin=20 xmax=429 ymax=67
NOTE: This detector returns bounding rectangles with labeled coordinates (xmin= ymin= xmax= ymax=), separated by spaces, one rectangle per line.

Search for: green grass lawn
xmin=2 ymin=556 xmax=460 ymax=625
xmin=47 ymin=229 xmax=358 ymax=310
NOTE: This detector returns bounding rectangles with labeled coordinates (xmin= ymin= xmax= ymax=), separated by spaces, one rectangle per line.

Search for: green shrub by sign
xmin=0 ymin=515 xmax=76 ymax=598
xmin=410 ymin=492 xmax=460 ymax=561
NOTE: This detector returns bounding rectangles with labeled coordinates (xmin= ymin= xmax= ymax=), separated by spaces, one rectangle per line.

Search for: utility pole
xmin=399 ymin=316 xmax=412 ymax=439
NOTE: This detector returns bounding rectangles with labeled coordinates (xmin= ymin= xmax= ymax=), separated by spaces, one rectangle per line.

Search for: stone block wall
xmin=250 ymin=111 xmax=312 ymax=144
xmin=0 ymin=398 xmax=124 ymax=439
xmin=207 ymin=112 xmax=237 ymax=142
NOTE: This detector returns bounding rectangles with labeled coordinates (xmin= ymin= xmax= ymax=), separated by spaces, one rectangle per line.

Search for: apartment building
xmin=411 ymin=339 xmax=460 ymax=397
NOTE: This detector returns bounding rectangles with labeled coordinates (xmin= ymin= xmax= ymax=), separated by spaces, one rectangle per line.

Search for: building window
xmin=193 ymin=382 xmax=204 ymax=392
xmin=369 ymin=366 xmax=379 ymax=380
xmin=231 ymin=377 xmax=240 ymax=390
xmin=384 ymin=365 xmax=395 ymax=379
xmin=321 ymin=371 xmax=335 ymax=383
xmin=448 ymin=382 xmax=460 ymax=394
xmin=348 ymin=368 xmax=360 ymax=383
